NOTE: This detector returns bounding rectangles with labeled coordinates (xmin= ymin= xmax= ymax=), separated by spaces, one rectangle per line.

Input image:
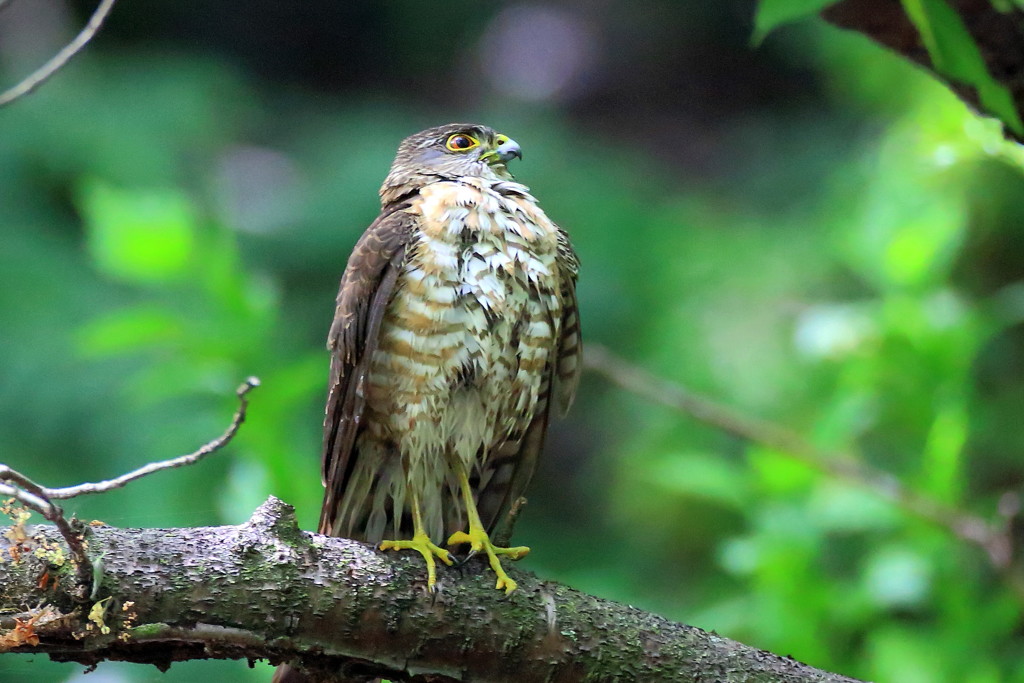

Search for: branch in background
xmin=0 ymin=497 xmax=864 ymax=683
xmin=583 ymin=344 xmax=1024 ymax=597
xmin=37 ymin=376 xmax=259 ymax=500
xmin=0 ymin=377 xmax=259 ymax=597
xmin=0 ymin=0 xmax=118 ymax=108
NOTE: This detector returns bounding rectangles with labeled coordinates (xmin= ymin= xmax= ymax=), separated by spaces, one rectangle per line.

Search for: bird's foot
xmin=380 ymin=532 xmax=453 ymax=591
xmin=447 ymin=528 xmax=529 ymax=595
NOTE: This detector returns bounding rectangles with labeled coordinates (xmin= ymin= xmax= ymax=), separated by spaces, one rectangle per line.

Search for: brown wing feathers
xmin=319 ymin=208 xmax=415 ymax=535
xmin=554 ymin=229 xmax=582 ymax=417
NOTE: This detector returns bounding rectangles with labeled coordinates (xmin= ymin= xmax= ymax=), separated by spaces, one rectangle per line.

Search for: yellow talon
xmin=447 ymin=459 xmax=530 ymax=595
xmin=447 ymin=527 xmax=529 ymax=595
xmin=379 ymin=491 xmax=453 ymax=591
xmin=380 ymin=532 xmax=453 ymax=591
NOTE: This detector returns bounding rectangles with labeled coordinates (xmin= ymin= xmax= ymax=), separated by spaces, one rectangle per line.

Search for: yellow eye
xmin=445 ymin=133 xmax=480 ymax=152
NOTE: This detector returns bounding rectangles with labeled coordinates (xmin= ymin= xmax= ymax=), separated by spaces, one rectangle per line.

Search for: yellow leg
xmin=446 ymin=463 xmax=530 ymax=595
xmin=380 ymin=491 xmax=453 ymax=591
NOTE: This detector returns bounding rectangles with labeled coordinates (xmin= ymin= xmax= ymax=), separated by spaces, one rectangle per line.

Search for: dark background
xmin=3 ymin=1 xmax=1024 ymax=681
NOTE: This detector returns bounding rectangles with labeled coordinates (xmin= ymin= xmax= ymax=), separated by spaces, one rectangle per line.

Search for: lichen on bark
xmin=0 ymin=497 xmax=865 ymax=682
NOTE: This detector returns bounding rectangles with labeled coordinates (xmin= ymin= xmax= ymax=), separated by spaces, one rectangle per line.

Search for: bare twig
xmin=0 ymin=377 xmax=259 ymax=595
xmin=0 ymin=0 xmax=118 ymax=108
xmin=583 ymin=344 xmax=1024 ymax=594
xmin=494 ymin=495 xmax=528 ymax=546
xmin=42 ymin=377 xmax=259 ymax=500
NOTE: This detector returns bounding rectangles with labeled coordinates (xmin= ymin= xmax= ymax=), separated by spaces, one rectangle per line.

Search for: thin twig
xmin=45 ymin=377 xmax=259 ymax=499
xmin=0 ymin=0 xmax=118 ymax=108
xmin=0 ymin=377 xmax=259 ymax=595
xmin=494 ymin=496 xmax=528 ymax=547
xmin=583 ymin=344 xmax=1020 ymax=585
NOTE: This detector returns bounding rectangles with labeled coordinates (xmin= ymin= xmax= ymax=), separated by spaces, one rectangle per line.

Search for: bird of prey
xmin=319 ymin=123 xmax=581 ymax=594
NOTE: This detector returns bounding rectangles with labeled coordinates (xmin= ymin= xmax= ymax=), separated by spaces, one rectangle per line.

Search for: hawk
xmin=319 ymin=123 xmax=581 ymax=594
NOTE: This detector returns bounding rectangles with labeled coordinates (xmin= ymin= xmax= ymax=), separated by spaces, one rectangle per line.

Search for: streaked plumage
xmin=318 ymin=124 xmax=580 ymax=559
xmin=274 ymin=125 xmax=579 ymax=683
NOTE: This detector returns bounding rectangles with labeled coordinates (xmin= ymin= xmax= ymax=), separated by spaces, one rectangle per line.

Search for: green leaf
xmin=867 ymin=625 xmax=948 ymax=683
xmin=643 ymin=451 xmax=750 ymax=510
xmin=920 ymin=396 xmax=968 ymax=502
xmin=78 ymin=179 xmax=198 ymax=284
xmin=75 ymin=306 xmax=182 ymax=357
xmin=752 ymin=0 xmax=839 ymax=45
xmin=747 ymin=446 xmax=817 ymax=494
xmin=900 ymin=0 xmax=1024 ymax=135
xmin=881 ymin=191 xmax=966 ymax=288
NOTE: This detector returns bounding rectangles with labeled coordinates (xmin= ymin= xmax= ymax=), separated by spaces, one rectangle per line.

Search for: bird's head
xmin=380 ymin=123 xmax=522 ymax=203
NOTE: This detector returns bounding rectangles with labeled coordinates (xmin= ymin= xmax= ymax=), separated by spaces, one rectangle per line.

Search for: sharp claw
xmin=453 ymin=549 xmax=477 ymax=568
xmin=380 ymin=533 xmax=453 ymax=589
xmin=446 ymin=527 xmax=526 ymax=593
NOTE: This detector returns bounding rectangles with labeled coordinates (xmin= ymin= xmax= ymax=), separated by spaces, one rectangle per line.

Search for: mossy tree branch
xmin=0 ymin=497 xmax=863 ymax=683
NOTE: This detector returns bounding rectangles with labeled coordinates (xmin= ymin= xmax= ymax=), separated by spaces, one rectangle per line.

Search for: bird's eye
xmin=445 ymin=134 xmax=479 ymax=152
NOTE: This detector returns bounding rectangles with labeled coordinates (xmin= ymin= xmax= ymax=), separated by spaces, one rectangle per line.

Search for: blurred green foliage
xmin=4 ymin=2 xmax=1024 ymax=682
xmin=899 ymin=0 xmax=1024 ymax=135
xmin=756 ymin=0 xmax=1024 ymax=135
xmin=753 ymin=0 xmax=837 ymax=45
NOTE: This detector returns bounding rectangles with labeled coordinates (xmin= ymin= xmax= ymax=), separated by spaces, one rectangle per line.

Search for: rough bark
xmin=822 ymin=0 xmax=1024 ymax=142
xmin=0 ymin=497 xmax=865 ymax=682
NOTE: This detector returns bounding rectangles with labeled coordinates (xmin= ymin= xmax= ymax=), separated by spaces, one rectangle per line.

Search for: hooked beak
xmin=480 ymin=134 xmax=522 ymax=166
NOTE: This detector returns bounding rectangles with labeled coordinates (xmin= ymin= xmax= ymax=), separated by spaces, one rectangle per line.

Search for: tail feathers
xmin=321 ymin=440 xmax=411 ymax=544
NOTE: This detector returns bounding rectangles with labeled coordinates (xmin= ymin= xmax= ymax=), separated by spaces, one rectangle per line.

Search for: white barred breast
xmin=353 ymin=178 xmax=565 ymax=544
